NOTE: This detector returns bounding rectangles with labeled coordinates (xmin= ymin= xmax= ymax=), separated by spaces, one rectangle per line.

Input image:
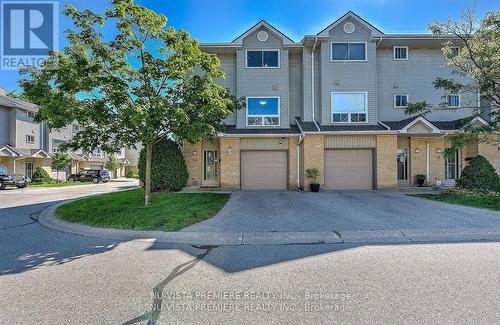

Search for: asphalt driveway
xmin=183 ymin=191 xmax=500 ymax=232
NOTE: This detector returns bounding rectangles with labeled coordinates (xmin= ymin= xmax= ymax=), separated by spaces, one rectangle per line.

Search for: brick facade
xmin=219 ymin=137 xmax=240 ymax=189
xmin=376 ymin=135 xmax=397 ymax=189
xmin=302 ymin=135 xmax=324 ymax=191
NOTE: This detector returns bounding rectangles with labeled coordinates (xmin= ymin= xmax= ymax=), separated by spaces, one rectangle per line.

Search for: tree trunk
xmin=56 ymin=170 xmax=59 ymax=183
xmin=144 ymin=142 xmax=152 ymax=206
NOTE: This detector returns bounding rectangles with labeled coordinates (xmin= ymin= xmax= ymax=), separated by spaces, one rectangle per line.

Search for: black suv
xmin=0 ymin=165 xmax=31 ymax=190
xmin=67 ymin=169 xmax=111 ymax=184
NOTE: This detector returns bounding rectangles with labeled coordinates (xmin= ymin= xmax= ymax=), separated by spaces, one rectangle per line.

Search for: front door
xmin=444 ymin=149 xmax=459 ymax=186
xmin=397 ymin=148 xmax=409 ymax=186
xmin=203 ymin=150 xmax=218 ymax=186
xmin=25 ymin=162 xmax=34 ymax=178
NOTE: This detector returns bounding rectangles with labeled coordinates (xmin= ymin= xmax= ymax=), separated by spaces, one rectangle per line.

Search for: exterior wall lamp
xmin=226 ymin=146 xmax=232 ymax=156
xmin=414 ymin=148 xmax=420 ymax=154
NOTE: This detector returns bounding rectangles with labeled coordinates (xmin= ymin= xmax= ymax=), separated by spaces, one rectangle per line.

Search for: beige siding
xmin=324 ymin=135 xmax=376 ymax=149
xmin=240 ymin=137 xmax=289 ymax=150
xmin=217 ymin=54 xmax=237 ymax=125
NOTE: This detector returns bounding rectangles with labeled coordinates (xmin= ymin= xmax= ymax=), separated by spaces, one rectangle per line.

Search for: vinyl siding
xmin=320 ymin=18 xmax=378 ymax=125
xmin=236 ymin=27 xmax=290 ymax=128
xmin=216 ymin=54 xmax=237 ymax=125
xmin=15 ymin=109 xmax=41 ymax=149
xmin=377 ymin=46 xmax=477 ymax=121
xmin=302 ymin=46 xmax=313 ymax=121
xmin=240 ymin=137 xmax=289 ymax=150
xmin=288 ymin=52 xmax=303 ymax=124
xmin=0 ymin=107 xmax=10 ymax=144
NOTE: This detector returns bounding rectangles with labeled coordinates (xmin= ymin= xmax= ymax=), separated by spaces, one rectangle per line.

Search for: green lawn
xmin=56 ymin=189 xmax=231 ymax=231
xmin=410 ymin=193 xmax=500 ymax=211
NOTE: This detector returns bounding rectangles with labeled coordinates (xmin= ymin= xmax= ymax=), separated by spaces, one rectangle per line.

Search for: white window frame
xmin=26 ymin=135 xmax=35 ymax=144
xmin=26 ymin=110 xmax=35 ymax=118
xmin=394 ymin=94 xmax=409 ymax=108
xmin=330 ymin=42 xmax=367 ymax=62
xmin=446 ymin=94 xmax=461 ymax=108
xmin=393 ymin=46 xmax=409 ymax=60
xmin=245 ymin=49 xmax=281 ymax=69
xmin=331 ymin=91 xmax=368 ymax=124
xmin=246 ymin=96 xmax=280 ymax=127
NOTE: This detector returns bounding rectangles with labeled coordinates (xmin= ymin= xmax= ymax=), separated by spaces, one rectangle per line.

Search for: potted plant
xmin=306 ymin=168 xmax=320 ymax=192
xmin=415 ymin=174 xmax=426 ymax=187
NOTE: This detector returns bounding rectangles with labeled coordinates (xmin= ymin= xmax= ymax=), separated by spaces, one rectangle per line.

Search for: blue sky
xmin=1 ymin=0 xmax=498 ymax=91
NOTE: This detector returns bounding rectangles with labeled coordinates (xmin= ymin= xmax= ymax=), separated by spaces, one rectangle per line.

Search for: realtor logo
xmin=1 ymin=0 xmax=58 ymax=70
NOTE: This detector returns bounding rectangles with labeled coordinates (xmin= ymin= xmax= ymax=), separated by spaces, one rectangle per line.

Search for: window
xmin=447 ymin=47 xmax=460 ymax=59
xmin=331 ymin=42 xmax=366 ymax=61
xmin=394 ymin=94 xmax=409 ymax=108
xmin=246 ymin=50 xmax=279 ymax=68
xmin=92 ymin=148 xmax=102 ymax=157
xmin=331 ymin=92 xmax=367 ymax=123
xmin=246 ymin=97 xmax=280 ymax=126
xmin=445 ymin=150 xmax=458 ymax=179
xmin=393 ymin=46 xmax=408 ymax=60
xmin=27 ymin=110 xmax=35 ymax=118
xmin=72 ymin=124 xmax=80 ymax=132
xmin=446 ymin=94 xmax=460 ymax=108
xmin=26 ymin=135 xmax=35 ymax=143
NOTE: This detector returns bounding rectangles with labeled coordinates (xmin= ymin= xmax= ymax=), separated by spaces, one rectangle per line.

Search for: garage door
xmin=325 ymin=149 xmax=373 ymax=189
xmin=90 ymin=165 xmax=103 ymax=170
xmin=241 ymin=151 xmax=287 ymax=190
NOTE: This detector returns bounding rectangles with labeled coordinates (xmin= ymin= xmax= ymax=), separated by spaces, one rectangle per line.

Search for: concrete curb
xmin=39 ymin=201 xmax=500 ymax=246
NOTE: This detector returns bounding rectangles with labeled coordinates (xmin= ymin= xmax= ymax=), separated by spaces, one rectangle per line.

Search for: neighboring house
xmin=0 ymin=88 xmax=51 ymax=178
xmin=184 ymin=11 xmax=500 ymax=190
xmin=0 ymin=87 xmax=139 ymax=178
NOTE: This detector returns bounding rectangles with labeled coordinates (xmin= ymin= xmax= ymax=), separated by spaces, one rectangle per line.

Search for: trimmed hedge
xmin=31 ymin=167 xmax=52 ymax=184
xmin=456 ymin=155 xmax=500 ymax=192
xmin=138 ymin=138 xmax=188 ymax=192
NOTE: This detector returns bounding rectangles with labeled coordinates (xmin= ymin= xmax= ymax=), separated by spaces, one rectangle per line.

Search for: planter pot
xmin=310 ymin=183 xmax=320 ymax=192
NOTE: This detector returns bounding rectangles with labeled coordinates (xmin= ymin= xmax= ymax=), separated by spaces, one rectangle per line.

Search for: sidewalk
xmin=39 ymin=202 xmax=500 ymax=246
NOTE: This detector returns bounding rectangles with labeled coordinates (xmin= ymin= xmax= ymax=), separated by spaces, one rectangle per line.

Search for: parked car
xmin=67 ymin=169 xmax=110 ymax=184
xmin=0 ymin=165 xmax=31 ymax=190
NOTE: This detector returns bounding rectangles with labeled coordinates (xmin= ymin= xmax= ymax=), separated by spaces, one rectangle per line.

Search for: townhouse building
xmin=0 ymin=88 xmax=138 ymax=179
xmin=184 ymin=11 xmax=500 ymax=190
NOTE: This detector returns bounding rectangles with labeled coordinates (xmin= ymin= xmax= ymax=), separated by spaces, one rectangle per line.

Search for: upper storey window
xmin=331 ymin=42 xmax=366 ymax=61
xmin=393 ymin=46 xmax=408 ymax=60
xmin=331 ymin=92 xmax=367 ymax=123
xmin=247 ymin=97 xmax=280 ymax=126
xmin=246 ymin=50 xmax=280 ymax=68
xmin=26 ymin=110 xmax=35 ymax=119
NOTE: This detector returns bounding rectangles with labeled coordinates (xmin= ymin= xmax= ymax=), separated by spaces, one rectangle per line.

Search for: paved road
xmin=1 ymin=185 xmax=499 ymax=324
xmin=184 ymin=191 xmax=500 ymax=232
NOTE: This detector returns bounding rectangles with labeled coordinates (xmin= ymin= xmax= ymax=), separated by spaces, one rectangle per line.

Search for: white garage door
xmin=90 ymin=165 xmax=103 ymax=170
xmin=325 ymin=149 xmax=373 ymax=190
xmin=241 ymin=151 xmax=287 ymax=190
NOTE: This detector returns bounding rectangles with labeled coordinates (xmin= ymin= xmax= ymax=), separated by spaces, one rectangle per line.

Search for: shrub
xmin=306 ymin=168 xmax=320 ymax=183
xmin=138 ymin=138 xmax=188 ymax=192
xmin=126 ymin=168 xmax=139 ymax=179
xmin=31 ymin=167 xmax=52 ymax=184
xmin=456 ymin=155 xmax=500 ymax=192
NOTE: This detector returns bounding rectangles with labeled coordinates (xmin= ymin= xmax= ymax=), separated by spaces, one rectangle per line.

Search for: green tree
xmin=20 ymin=0 xmax=241 ymax=205
xmin=105 ymin=155 xmax=119 ymax=176
xmin=51 ymin=152 xmax=72 ymax=183
xmin=405 ymin=9 xmax=499 ymax=156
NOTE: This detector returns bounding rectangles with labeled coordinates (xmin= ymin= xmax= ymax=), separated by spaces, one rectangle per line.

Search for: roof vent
xmin=257 ymin=30 xmax=269 ymax=42
xmin=343 ymin=22 xmax=355 ymax=34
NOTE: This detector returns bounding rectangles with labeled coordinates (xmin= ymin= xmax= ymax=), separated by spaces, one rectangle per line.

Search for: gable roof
xmin=0 ymin=94 xmax=38 ymax=112
xmin=317 ymin=11 xmax=384 ymax=37
xmin=231 ymin=20 xmax=296 ymax=45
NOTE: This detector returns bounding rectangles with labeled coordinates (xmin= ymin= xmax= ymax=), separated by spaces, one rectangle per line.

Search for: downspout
xmin=311 ymin=37 xmax=320 ymax=131
xmin=426 ymin=141 xmax=430 ymax=183
xmin=297 ymin=133 xmax=305 ymax=191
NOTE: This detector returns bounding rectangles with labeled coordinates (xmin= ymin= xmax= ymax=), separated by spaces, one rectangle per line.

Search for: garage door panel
xmin=325 ymin=149 xmax=373 ymax=190
xmin=241 ymin=151 xmax=287 ymax=190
